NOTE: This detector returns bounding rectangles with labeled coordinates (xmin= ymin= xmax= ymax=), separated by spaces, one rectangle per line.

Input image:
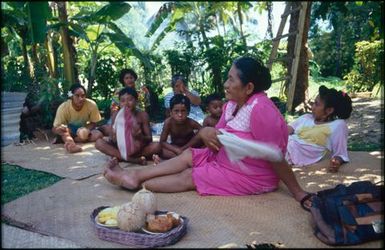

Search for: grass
xmin=1 ymin=163 xmax=63 ymax=204
xmin=348 ymin=142 xmax=383 ymax=151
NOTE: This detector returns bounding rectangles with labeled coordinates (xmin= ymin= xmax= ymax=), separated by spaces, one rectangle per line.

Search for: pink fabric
xmin=114 ymin=107 xmax=140 ymax=161
xmin=191 ymin=92 xmax=288 ymax=196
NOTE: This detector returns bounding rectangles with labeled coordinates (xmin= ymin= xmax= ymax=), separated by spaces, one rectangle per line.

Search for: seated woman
xmin=103 ymin=56 xmax=308 ymax=204
xmin=52 ymin=83 xmax=103 ymax=153
xmin=155 ymin=94 xmax=202 ymax=161
xmin=95 ymin=87 xmax=160 ymax=165
xmin=285 ymin=85 xmax=353 ymax=173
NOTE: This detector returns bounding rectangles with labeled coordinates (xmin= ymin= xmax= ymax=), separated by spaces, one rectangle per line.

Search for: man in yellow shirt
xmin=52 ymin=84 xmax=103 ymax=153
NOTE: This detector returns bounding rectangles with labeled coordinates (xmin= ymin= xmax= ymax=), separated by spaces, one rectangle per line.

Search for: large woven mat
xmin=1 ymin=140 xmax=145 ymax=180
xmin=1 ymin=151 xmax=383 ymax=248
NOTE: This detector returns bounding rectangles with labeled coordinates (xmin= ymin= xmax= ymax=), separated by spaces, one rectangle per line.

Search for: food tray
xmin=90 ymin=206 xmax=188 ymax=247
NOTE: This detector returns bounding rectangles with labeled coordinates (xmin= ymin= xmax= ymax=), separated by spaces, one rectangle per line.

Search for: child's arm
xmin=138 ymin=111 xmax=152 ymax=144
xmin=110 ymin=110 xmax=119 ymax=125
xmin=203 ymin=116 xmax=209 ymax=127
xmin=159 ymin=119 xmax=183 ymax=154
xmin=180 ymin=119 xmax=203 ymax=151
xmin=328 ymin=121 xmax=349 ymax=172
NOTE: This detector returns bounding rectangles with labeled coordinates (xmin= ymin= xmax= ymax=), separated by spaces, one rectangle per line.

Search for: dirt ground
xmin=348 ymin=94 xmax=383 ymax=147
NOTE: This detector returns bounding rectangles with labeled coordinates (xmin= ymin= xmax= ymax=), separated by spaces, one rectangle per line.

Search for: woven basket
xmin=91 ymin=206 xmax=188 ymax=247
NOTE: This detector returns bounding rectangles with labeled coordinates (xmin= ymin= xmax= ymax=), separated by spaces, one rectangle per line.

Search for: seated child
xmin=154 ymin=94 xmax=202 ymax=162
xmin=95 ymin=87 xmax=160 ymax=165
xmin=203 ymin=94 xmax=223 ymax=127
xmin=285 ymin=85 xmax=353 ymax=173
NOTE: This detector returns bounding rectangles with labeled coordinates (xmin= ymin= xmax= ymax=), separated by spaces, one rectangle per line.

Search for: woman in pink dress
xmin=103 ymin=56 xmax=308 ymax=202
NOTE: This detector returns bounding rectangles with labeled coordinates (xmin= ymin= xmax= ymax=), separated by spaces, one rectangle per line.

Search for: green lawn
xmin=1 ymin=163 xmax=63 ymax=204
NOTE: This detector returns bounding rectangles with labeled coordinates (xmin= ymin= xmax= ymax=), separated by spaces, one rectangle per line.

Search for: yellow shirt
xmin=53 ymin=99 xmax=101 ymax=128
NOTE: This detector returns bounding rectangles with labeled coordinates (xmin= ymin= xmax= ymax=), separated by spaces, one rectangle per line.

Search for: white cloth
xmin=217 ymin=129 xmax=283 ymax=163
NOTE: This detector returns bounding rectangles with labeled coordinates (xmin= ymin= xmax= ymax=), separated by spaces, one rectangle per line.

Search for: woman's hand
xmin=199 ymin=127 xmax=222 ymax=152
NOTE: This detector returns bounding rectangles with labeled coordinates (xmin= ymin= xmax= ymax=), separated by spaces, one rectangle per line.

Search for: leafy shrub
xmin=343 ymin=39 xmax=383 ymax=92
xmin=1 ymin=56 xmax=31 ymax=92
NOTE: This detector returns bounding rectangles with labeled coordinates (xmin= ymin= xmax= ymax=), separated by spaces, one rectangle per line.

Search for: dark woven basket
xmin=90 ymin=206 xmax=188 ymax=247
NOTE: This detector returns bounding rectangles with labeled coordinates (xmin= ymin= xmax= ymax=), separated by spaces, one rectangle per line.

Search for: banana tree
xmin=145 ymin=2 xmax=218 ymax=51
xmin=68 ymin=2 xmax=149 ymax=97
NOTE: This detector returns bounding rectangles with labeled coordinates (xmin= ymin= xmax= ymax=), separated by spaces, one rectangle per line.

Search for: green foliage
xmin=91 ymin=54 xmax=127 ymax=100
xmin=38 ymin=77 xmax=65 ymax=128
xmin=343 ymin=39 xmax=383 ymax=92
xmin=1 ymin=163 xmax=63 ymax=204
xmin=309 ymin=1 xmax=383 ymax=78
xmin=164 ymin=48 xmax=194 ymax=80
xmin=1 ymin=56 xmax=31 ymax=92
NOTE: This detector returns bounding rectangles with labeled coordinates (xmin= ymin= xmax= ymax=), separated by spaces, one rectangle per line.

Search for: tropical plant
xmin=343 ymin=39 xmax=383 ymax=93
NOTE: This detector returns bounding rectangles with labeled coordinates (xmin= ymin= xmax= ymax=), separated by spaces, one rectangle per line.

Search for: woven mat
xmin=1 ymin=151 xmax=383 ymax=248
xmin=1 ymin=139 xmax=149 ymax=180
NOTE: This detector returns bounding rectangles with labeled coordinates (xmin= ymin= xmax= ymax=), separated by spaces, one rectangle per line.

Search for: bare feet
xmin=103 ymin=157 xmax=140 ymax=190
xmin=127 ymin=156 xmax=147 ymax=166
xmin=152 ymin=154 xmax=162 ymax=165
xmin=64 ymin=141 xmax=82 ymax=153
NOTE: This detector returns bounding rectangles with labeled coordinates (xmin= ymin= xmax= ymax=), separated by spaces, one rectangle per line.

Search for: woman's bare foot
xmin=64 ymin=141 xmax=82 ymax=153
xmin=152 ymin=154 xmax=162 ymax=165
xmin=103 ymin=157 xmax=140 ymax=190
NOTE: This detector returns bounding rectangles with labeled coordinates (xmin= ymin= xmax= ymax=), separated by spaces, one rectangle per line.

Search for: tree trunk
xmin=87 ymin=50 xmax=98 ymax=97
xmin=265 ymin=2 xmax=273 ymax=39
xmin=57 ymin=1 xmax=76 ymax=90
xmin=237 ymin=2 xmax=247 ymax=47
xmin=285 ymin=2 xmax=312 ymax=111
xmin=20 ymin=35 xmax=30 ymax=76
xmin=45 ymin=32 xmax=57 ymax=78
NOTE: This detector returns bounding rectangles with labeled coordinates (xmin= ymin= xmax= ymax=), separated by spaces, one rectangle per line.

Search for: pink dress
xmin=191 ymin=92 xmax=288 ymax=196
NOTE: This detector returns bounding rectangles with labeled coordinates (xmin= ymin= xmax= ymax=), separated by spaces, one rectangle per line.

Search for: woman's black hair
xmin=233 ymin=56 xmax=272 ymax=93
xmin=318 ymin=85 xmax=352 ymax=119
xmin=118 ymin=86 xmax=138 ymax=100
xmin=119 ymin=69 xmax=138 ymax=86
xmin=69 ymin=83 xmax=87 ymax=95
xmin=170 ymin=94 xmax=191 ymax=112
xmin=171 ymin=74 xmax=187 ymax=88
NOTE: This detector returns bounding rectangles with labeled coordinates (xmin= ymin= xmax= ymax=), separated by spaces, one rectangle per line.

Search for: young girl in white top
xmin=286 ymin=85 xmax=353 ymax=172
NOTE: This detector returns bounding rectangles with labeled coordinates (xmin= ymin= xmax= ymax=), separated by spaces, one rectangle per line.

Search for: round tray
xmin=90 ymin=206 xmax=188 ymax=247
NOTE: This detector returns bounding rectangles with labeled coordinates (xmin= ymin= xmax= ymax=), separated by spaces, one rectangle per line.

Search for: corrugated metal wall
xmin=1 ymin=92 xmax=27 ymax=146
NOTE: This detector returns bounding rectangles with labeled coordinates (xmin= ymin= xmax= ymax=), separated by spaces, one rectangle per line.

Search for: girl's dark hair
xmin=119 ymin=69 xmax=138 ymax=85
xmin=233 ymin=57 xmax=272 ymax=93
xmin=119 ymin=86 xmax=138 ymax=100
xmin=69 ymin=83 xmax=87 ymax=95
xmin=170 ymin=94 xmax=191 ymax=112
xmin=171 ymin=74 xmax=187 ymax=88
xmin=318 ymin=85 xmax=352 ymax=119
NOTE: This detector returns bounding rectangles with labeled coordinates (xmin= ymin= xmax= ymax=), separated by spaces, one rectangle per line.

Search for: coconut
xmin=132 ymin=185 xmax=157 ymax=215
xmin=117 ymin=202 xmax=145 ymax=231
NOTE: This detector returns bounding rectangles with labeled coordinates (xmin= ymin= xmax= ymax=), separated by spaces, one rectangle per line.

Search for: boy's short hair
xmin=205 ymin=93 xmax=222 ymax=106
xmin=170 ymin=94 xmax=191 ymax=112
xmin=119 ymin=87 xmax=138 ymax=99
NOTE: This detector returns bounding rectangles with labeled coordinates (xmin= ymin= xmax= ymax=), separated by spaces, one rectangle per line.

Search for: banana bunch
xmin=97 ymin=206 xmax=120 ymax=226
